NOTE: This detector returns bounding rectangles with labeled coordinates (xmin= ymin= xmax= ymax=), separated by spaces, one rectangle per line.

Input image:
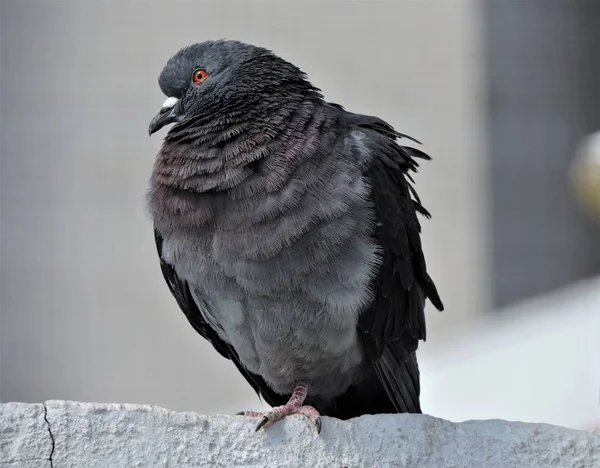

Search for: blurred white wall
xmin=420 ymin=276 xmax=600 ymax=430
xmin=0 ymin=11 xmax=3 ymax=397
xmin=0 ymin=0 xmax=489 ymax=413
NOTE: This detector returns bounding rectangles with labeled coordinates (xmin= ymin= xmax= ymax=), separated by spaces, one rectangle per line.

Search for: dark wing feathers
xmin=153 ymin=230 xmax=288 ymax=408
xmin=351 ymin=113 xmax=443 ymax=414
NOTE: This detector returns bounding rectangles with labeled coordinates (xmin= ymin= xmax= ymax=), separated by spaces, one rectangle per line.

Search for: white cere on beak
xmin=162 ymin=97 xmax=179 ymax=110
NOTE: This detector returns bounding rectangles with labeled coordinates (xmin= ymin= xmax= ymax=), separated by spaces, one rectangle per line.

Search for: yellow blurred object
xmin=571 ymin=131 xmax=600 ymax=225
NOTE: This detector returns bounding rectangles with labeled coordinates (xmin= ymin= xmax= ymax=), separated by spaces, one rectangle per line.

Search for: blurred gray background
xmin=1 ymin=0 xmax=599 ymax=428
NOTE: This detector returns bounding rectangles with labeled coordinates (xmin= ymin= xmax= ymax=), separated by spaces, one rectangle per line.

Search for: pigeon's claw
xmin=255 ymin=415 xmax=269 ymax=432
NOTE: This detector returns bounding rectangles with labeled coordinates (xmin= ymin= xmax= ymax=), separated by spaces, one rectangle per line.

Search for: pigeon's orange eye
xmin=192 ymin=69 xmax=208 ymax=84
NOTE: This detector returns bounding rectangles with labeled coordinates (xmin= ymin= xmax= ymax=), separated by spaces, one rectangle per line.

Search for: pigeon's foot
xmin=237 ymin=383 xmax=322 ymax=434
xmin=254 ymin=404 xmax=321 ymax=433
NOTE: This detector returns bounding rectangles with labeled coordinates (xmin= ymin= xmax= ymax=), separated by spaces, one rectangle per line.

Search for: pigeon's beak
xmin=148 ymin=97 xmax=184 ymax=136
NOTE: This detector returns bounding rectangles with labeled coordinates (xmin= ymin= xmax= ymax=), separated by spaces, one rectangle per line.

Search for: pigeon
xmin=147 ymin=40 xmax=444 ymax=433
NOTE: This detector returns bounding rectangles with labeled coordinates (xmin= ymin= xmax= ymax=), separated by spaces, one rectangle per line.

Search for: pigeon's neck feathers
xmin=151 ymin=97 xmax=338 ymax=194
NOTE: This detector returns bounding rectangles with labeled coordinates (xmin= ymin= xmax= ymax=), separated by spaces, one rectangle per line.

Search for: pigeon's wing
xmin=154 ymin=230 xmax=288 ymax=408
xmin=350 ymin=114 xmax=444 ymax=414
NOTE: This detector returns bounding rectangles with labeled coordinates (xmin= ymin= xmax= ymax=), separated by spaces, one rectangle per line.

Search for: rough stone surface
xmin=0 ymin=402 xmax=52 ymax=467
xmin=1 ymin=401 xmax=599 ymax=468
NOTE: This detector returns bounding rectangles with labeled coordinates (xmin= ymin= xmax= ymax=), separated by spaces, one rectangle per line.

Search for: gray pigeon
xmin=147 ymin=40 xmax=443 ymax=433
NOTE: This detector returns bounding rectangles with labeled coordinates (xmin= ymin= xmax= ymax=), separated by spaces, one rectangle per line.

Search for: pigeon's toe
xmin=296 ymin=405 xmax=322 ymax=434
xmin=236 ymin=410 xmax=265 ymax=417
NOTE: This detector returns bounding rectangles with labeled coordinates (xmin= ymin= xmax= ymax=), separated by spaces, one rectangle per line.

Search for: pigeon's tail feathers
xmin=373 ymin=347 xmax=422 ymax=414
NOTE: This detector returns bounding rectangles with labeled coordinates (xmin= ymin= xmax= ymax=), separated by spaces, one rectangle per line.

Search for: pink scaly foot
xmin=237 ymin=383 xmax=322 ymax=434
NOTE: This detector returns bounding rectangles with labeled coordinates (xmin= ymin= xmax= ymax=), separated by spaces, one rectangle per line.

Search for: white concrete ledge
xmin=1 ymin=401 xmax=599 ymax=468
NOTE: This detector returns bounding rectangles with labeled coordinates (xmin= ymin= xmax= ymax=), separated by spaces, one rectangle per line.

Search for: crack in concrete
xmin=43 ymin=404 xmax=55 ymax=468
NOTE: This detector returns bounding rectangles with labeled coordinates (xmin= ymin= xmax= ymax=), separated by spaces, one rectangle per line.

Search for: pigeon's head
xmin=148 ymin=40 xmax=319 ymax=136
